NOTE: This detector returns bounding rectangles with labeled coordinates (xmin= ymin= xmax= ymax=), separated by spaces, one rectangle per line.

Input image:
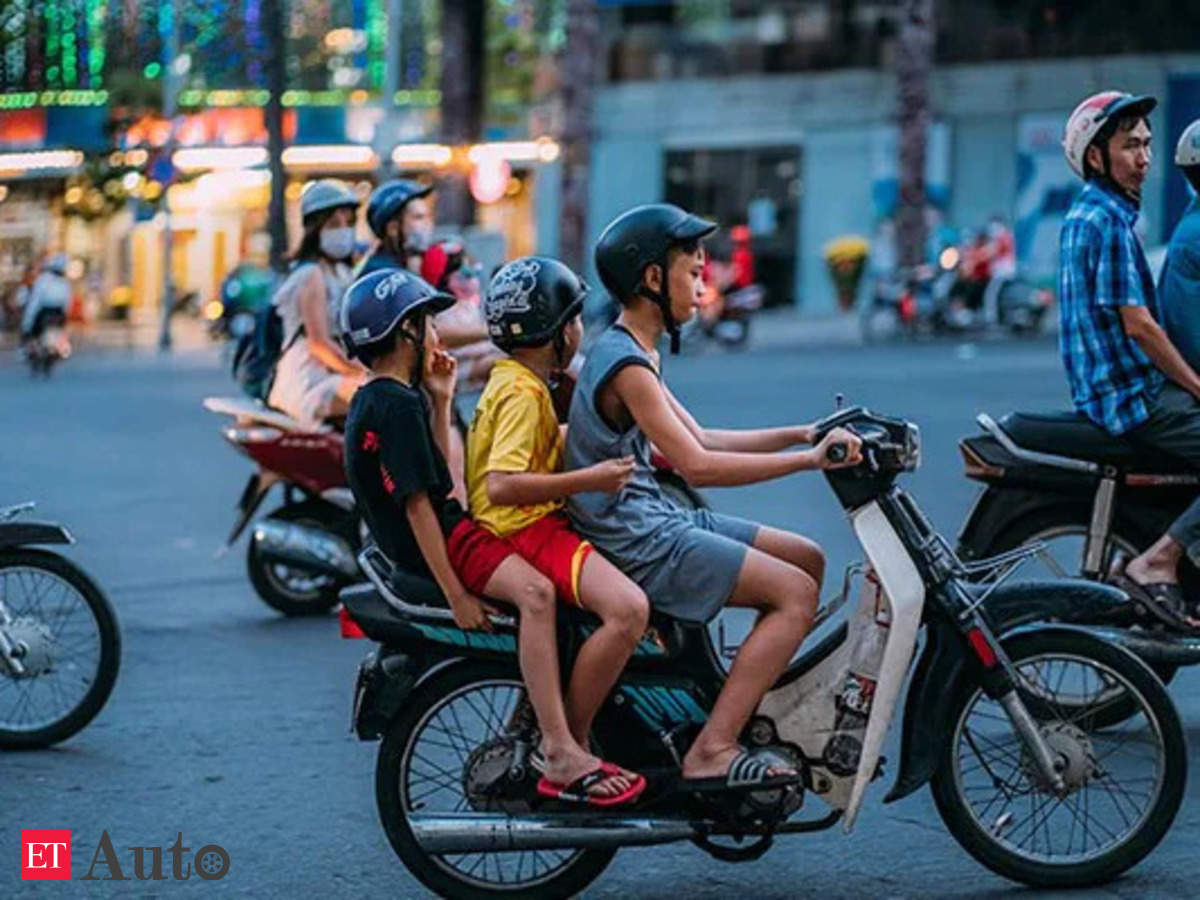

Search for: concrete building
xmin=586 ymin=53 xmax=1200 ymax=315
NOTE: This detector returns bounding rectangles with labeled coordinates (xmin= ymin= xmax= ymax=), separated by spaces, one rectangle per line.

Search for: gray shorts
xmin=630 ymin=509 xmax=760 ymax=625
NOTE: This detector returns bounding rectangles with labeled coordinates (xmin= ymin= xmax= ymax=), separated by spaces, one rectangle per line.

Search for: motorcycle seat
xmin=203 ymin=396 xmax=309 ymax=432
xmin=348 ymin=547 xmax=685 ymax=652
xmin=999 ymin=411 xmax=1192 ymax=472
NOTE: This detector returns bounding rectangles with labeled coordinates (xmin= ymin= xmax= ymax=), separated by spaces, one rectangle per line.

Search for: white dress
xmin=268 ymin=261 xmax=352 ymax=427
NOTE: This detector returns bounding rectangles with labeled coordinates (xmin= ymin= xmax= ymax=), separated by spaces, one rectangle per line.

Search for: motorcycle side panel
xmin=842 ymin=502 xmax=924 ymax=831
xmin=0 ymin=520 xmax=73 ymax=547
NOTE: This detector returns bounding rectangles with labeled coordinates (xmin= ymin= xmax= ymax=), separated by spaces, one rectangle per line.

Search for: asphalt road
xmin=3 ymin=337 xmax=1200 ymax=898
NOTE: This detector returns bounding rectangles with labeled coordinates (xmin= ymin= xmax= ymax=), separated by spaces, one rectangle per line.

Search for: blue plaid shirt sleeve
xmin=1094 ymin=221 xmax=1148 ymax=309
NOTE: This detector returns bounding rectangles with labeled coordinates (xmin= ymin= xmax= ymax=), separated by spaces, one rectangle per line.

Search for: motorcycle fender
xmin=222 ymin=471 xmax=279 ymax=548
xmin=956 ymin=486 xmax=1048 ymax=560
xmin=884 ymin=623 xmax=966 ymax=803
xmin=0 ymin=520 xmax=73 ymax=547
xmin=982 ymin=578 xmax=1133 ymax=630
xmin=353 ymin=649 xmax=425 ymax=740
xmin=884 ymin=579 xmax=1131 ymax=805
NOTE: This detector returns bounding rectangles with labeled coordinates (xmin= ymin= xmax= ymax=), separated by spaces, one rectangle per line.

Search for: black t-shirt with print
xmin=344 ymin=377 xmax=465 ymax=576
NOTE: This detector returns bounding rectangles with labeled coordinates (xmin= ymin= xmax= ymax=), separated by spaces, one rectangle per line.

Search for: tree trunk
xmin=439 ymin=0 xmax=485 ymax=229
xmin=559 ymin=0 xmax=599 ymax=272
xmin=896 ymin=0 xmax=933 ymax=269
xmin=263 ymin=0 xmax=289 ymax=272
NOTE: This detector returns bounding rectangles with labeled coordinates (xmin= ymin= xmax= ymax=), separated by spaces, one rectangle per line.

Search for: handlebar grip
xmin=826 ymin=443 xmax=849 ymax=464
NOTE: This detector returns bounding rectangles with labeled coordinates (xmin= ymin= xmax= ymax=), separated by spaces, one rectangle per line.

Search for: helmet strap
xmin=400 ymin=312 xmax=426 ymax=387
xmin=637 ymin=258 xmax=679 ymax=354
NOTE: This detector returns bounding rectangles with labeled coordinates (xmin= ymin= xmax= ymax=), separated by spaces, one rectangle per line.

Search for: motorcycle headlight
xmin=902 ymin=423 xmax=921 ymax=471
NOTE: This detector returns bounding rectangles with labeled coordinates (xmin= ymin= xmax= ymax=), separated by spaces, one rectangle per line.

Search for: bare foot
xmin=681 ymin=742 xmax=795 ymax=781
xmin=1125 ymin=556 xmax=1180 ymax=587
xmin=540 ymin=744 xmax=634 ymax=798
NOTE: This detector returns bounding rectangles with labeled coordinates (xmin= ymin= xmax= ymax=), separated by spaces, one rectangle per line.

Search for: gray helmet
xmin=300 ymin=179 xmax=359 ymax=222
xmin=594 ymin=203 xmax=717 ymax=353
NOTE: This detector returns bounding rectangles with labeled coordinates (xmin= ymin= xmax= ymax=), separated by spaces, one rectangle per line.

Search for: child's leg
xmin=482 ymin=555 xmax=624 ymax=797
xmin=752 ymin=525 xmax=826 ymax=586
xmin=568 ymin=552 xmax=649 ymax=746
xmin=682 ymin=548 xmax=817 ymax=780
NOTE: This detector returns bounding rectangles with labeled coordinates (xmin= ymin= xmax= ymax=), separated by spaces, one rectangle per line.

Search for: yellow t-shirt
xmin=467 ymin=359 xmax=564 ymax=536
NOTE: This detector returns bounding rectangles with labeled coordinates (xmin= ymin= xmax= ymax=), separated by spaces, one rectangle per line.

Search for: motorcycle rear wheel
xmin=0 ymin=548 xmax=121 ymax=748
xmin=245 ymin=501 xmax=348 ymax=616
xmin=376 ymin=662 xmax=616 ymax=900
xmin=984 ymin=505 xmax=1180 ymax=727
xmin=931 ymin=629 xmax=1184 ymax=887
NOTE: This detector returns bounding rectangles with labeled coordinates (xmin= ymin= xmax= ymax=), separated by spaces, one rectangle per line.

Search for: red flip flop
xmin=536 ymin=761 xmax=646 ymax=808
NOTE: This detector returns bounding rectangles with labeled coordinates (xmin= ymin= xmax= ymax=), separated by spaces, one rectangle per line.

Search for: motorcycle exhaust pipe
xmin=251 ymin=520 xmax=359 ymax=579
xmin=409 ymin=813 xmax=697 ymax=854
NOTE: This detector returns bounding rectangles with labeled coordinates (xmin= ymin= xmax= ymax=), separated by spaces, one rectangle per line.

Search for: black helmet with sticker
xmin=483 ymin=256 xmax=587 ymax=352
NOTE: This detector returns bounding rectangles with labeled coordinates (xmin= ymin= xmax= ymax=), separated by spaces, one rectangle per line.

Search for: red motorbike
xmin=204 ymin=395 xmax=706 ymax=616
xmin=204 ymin=397 xmax=362 ymax=615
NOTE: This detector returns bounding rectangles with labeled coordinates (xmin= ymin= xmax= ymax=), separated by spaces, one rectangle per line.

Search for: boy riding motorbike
xmin=566 ymin=203 xmax=862 ymax=789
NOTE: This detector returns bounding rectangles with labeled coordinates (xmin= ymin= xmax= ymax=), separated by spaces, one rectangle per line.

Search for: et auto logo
xmin=21 ymin=830 xmax=71 ymax=880
xmin=21 ymin=830 xmax=230 ymax=881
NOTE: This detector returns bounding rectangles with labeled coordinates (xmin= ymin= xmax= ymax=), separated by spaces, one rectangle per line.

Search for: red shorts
xmin=446 ymin=518 xmax=514 ymax=597
xmin=445 ymin=513 xmax=592 ymax=606
xmin=505 ymin=513 xmax=592 ymax=607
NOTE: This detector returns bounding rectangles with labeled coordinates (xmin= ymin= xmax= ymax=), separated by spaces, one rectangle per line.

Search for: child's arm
xmin=613 ymin=365 xmax=861 ymax=487
xmin=405 ymin=491 xmax=497 ymax=631
xmin=663 ymin=386 xmax=814 ymax=451
xmin=424 ymin=349 xmax=458 ymax=464
xmin=486 ymin=457 xmax=633 ymax=507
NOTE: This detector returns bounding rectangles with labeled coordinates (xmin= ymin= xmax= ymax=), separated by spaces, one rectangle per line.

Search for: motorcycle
xmin=0 ymin=503 xmax=121 ymax=748
xmin=958 ymin=409 xmax=1200 ymax=691
xmin=24 ymin=309 xmax=71 ymax=377
xmin=683 ymin=280 xmax=765 ymax=350
xmin=203 ymin=396 xmax=706 ymax=617
xmin=860 ymin=261 xmax=955 ymax=343
xmin=340 ymin=404 xmax=1183 ymax=898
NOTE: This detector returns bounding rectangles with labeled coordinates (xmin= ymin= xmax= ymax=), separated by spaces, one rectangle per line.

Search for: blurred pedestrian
xmin=358 ymin=179 xmax=435 ymax=278
xmin=268 ymin=179 xmax=367 ymax=427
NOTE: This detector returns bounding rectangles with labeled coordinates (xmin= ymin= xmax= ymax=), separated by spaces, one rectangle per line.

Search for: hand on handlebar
xmin=815 ymin=427 xmax=864 ymax=470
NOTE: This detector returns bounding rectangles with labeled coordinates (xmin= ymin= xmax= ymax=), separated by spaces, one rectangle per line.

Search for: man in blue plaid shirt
xmin=1060 ymin=91 xmax=1200 ymax=629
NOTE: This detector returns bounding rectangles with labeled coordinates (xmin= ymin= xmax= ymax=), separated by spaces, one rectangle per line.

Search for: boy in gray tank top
xmin=567 ymin=204 xmax=862 ymax=792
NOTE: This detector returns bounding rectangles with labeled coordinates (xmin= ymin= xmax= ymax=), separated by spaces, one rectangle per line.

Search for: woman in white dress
xmin=268 ymin=179 xmax=368 ymax=427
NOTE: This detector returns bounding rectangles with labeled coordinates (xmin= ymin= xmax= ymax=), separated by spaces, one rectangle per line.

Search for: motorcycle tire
xmin=978 ymin=502 xmax=1179 ymax=727
xmin=245 ymin=501 xmax=351 ymax=616
xmin=931 ymin=628 xmax=1184 ymax=887
xmin=376 ymin=662 xmax=616 ymax=900
xmin=0 ymin=548 xmax=121 ymax=749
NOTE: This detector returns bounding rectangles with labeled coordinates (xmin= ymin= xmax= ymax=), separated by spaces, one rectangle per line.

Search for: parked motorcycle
xmin=341 ymin=404 xmax=1182 ymax=898
xmin=958 ymin=409 xmax=1200 ymax=691
xmin=0 ymin=503 xmax=121 ymax=749
xmin=204 ymin=396 xmax=706 ymax=617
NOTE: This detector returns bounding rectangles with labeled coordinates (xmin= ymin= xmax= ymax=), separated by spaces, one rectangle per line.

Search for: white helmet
xmin=1176 ymin=119 xmax=1200 ymax=167
xmin=299 ymin=178 xmax=359 ymax=221
xmin=1062 ymin=91 xmax=1157 ymax=179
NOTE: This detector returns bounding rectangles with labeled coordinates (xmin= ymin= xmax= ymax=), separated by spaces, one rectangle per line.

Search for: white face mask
xmin=319 ymin=227 xmax=356 ymax=261
xmin=405 ymin=226 xmax=433 ymax=254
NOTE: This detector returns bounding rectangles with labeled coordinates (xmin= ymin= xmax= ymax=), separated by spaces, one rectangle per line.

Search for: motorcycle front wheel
xmin=0 ymin=548 xmax=121 ymax=748
xmin=931 ymin=628 xmax=1184 ymax=888
xmin=376 ymin=662 xmax=616 ymax=900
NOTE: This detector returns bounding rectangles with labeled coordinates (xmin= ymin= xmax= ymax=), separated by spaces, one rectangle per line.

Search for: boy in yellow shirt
xmin=469 ymin=256 xmax=649 ymax=805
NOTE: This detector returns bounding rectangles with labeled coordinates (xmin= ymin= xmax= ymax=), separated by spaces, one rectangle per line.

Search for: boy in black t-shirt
xmin=341 ymin=269 xmax=643 ymax=807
